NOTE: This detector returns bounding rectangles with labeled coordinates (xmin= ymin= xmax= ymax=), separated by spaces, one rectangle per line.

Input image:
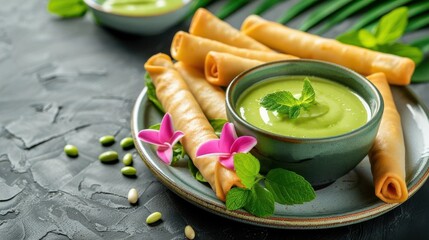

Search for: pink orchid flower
xmin=138 ymin=113 xmax=184 ymax=164
xmin=196 ymin=122 xmax=257 ymax=170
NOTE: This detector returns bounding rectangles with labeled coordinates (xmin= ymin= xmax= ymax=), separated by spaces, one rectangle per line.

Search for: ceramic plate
xmin=131 ymin=86 xmax=429 ymax=229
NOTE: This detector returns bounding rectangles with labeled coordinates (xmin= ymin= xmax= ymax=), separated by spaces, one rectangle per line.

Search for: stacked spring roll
xmin=141 ymin=8 xmax=411 ymax=203
xmin=144 ymin=53 xmax=242 ymax=201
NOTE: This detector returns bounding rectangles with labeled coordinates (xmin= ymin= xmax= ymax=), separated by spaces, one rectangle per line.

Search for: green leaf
xmin=148 ymin=123 xmax=160 ymax=130
xmin=260 ymin=78 xmax=317 ymax=119
xmin=374 ymin=7 xmax=408 ymax=45
xmin=406 ymin=13 xmax=429 ymax=32
xmin=378 ymin=43 xmax=423 ymax=65
xmin=186 ymin=0 xmax=214 ymax=19
xmin=216 ymin=0 xmax=250 ymax=20
xmin=316 ymin=0 xmax=375 ymax=35
xmin=244 ymin=184 xmax=275 ymax=218
xmin=411 ymin=35 xmax=429 ymax=54
xmin=411 ymin=58 xmax=429 ymax=83
xmin=299 ymin=78 xmax=315 ymax=105
xmin=171 ymin=143 xmax=185 ymax=165
xmin=226 ymin=187 xmax=250 ymax=210
xmin=358 ymin=29 xmax=377 ymax=48
xmin=144 ymin=72 xmax=165 ymax=113
xmin=234 ymin=153 xmax=260 ymax=189
xmin=47 ymin=0 xmax=87 ymax=18
xmin=276 ymin=0 xmax=318 ymax=24
xmin=253 ymin=0 xmax=283 ymax=15
xmin=349 ymin=0 xmax=411 ymax=31
xmin=336 ymin=31 xmax=365 ymax=48
xmin=188 ymin=159 xmax=207 ymax=182
xmin=260 ymin=91 xmax=297 ymax=115
xmin=265 ymin=168 xmax=316 ymax=205
xmin=209 ymin=119 xmax=227 ymax=137
xmin=288 ymin=105 xmax=301 ymax=119
xmin=299 ymin=0 xmax=351 ymax=32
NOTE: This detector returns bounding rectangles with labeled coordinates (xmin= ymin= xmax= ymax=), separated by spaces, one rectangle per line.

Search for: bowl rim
xmin=83 ymin=0 xmax=194 ymax=18
xmin=225 ymin=59 xmax=384 ymax=143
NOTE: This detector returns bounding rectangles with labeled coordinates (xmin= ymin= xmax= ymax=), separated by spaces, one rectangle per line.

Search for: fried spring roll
xmin=144 ymin=53 xmax=241 ymax=201
xmin=189 ymin=8 xmax=272 ymax=52
xmin=205 ymin=51 xmax=265 ymax=87
xmin=366 ymin=72 xmax=408 ymax=203
xmin=171 ymin=31 xmax=298 ymax=69
xmin=241 ymin=15 xmax=415 ymax=85
xmin=174 ymin=61 xmax=227 ymax=120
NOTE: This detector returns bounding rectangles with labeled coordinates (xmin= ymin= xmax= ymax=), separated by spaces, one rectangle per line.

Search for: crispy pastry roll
xmin=205 ymin=51 xmax=265 ymax=87
xmin=189 ymin=8 xmax=272 ymax=52
xmin=174 ymin=61 xmax=227 ymax=120
xmin=366 ymin=72 xmax=408 ymax=203
xmin=171 ymin=31 xmax=297 ymax=69
xmin=241 ymin=15 xmax=415 ymax=85
xmin=144 ymin=53 xmax=242 ymax=201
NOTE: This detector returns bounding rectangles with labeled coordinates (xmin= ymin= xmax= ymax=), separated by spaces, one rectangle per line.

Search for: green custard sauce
xmin=236 ymin=76 xmax=369 ymax=138
xmin=102 ymin=0 xmax=188 ymax=16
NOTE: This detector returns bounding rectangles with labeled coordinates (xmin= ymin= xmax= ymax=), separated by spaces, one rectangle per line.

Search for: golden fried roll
xmin=144 ymin=53 xmax=242 ymax=201
xmin=190 ymin=8 xmax=272 ymax=52
xmin=241 ymin=15 xmax=415 ymax=85
xmin=174 ymin=61 xmax=227 ymax=120
xmin=205 ymin=51 xmax=265 ymax=87
xmin=367 ymin=72 xmax=408 ymax=203
xmin=171 ymin=31 xmax=297 ymax=69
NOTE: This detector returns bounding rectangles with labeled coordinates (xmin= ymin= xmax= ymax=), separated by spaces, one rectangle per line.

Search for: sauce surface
xmin=102 ymin=0 xmax=189 ymax=16
xmin=236 ymin=76 xmax=369 ymax=138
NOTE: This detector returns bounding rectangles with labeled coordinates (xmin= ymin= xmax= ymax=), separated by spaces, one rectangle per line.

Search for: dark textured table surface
xmin=1 ymin=0 xmax=429 ymax=239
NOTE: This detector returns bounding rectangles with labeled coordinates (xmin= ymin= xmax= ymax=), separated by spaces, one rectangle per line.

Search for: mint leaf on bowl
xmin=260 ymin=77 xmax=316 ymax=119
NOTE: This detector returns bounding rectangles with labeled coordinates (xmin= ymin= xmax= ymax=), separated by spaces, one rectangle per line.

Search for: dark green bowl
xmin=226 ymin=60 xmax=384 ymax=187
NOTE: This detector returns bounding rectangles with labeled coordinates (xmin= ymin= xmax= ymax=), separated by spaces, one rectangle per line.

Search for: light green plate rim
xmin=131 ymin=86 xmax=429 ymax=229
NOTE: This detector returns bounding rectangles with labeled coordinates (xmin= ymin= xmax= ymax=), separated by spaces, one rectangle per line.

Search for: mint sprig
xmin=265 ymin=168 xmax=316 ymax=205
xmin=260 ymin=77 xmax=316 ymax=119
xmin=234 ymin=153 xmax=262 ymax=188
xmin=336 ymin=7 xmax=423 ymax=64
xmin=225 ymin=153 xmax=316 ymax=217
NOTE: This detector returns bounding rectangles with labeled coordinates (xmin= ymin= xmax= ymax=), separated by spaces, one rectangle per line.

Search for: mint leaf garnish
xmin=265 ymin=168 xmax=316 ymax=205
xmin=226 ymin=187 xmax=250 ymax=210
xmin=234 ymin=153 xmax=261 ymax=189
xmin=336 ymin=7 xmax=423 ymax=65
xmin=209 ymin=119 xmax=228 ymax=137
xmin=225 ymin=153 xmax=316 ymax=217
xmin=299 ymin=78 xmax=316 ymax=105
xmin=243 ymin=184 xmax=275 ymax=218
xmin=260 ymin=77 xmax=315 ymax=119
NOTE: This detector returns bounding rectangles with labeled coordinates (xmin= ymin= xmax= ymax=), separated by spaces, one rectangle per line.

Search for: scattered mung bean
xmin=127 ymin=188 xmax=138 ymax=204
xmin=99 ymin=135 xmax=115 ymax=146
xmin=146 ymin=212 xmax=162 ymax=224
xmin=120 ymin=137 xmax=134 ymax=150
xmin=184 ymin=225 xmax=195 ymax=240
xmin=64 ymin=144 xmax=78 ymax=157
xmin=121 ymin=166 xmax=137 ymax=176
xmin=122 ymin=153 xmax=133 ymax=166
xmin=99 ymin=151 xmax=118 ymax=163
